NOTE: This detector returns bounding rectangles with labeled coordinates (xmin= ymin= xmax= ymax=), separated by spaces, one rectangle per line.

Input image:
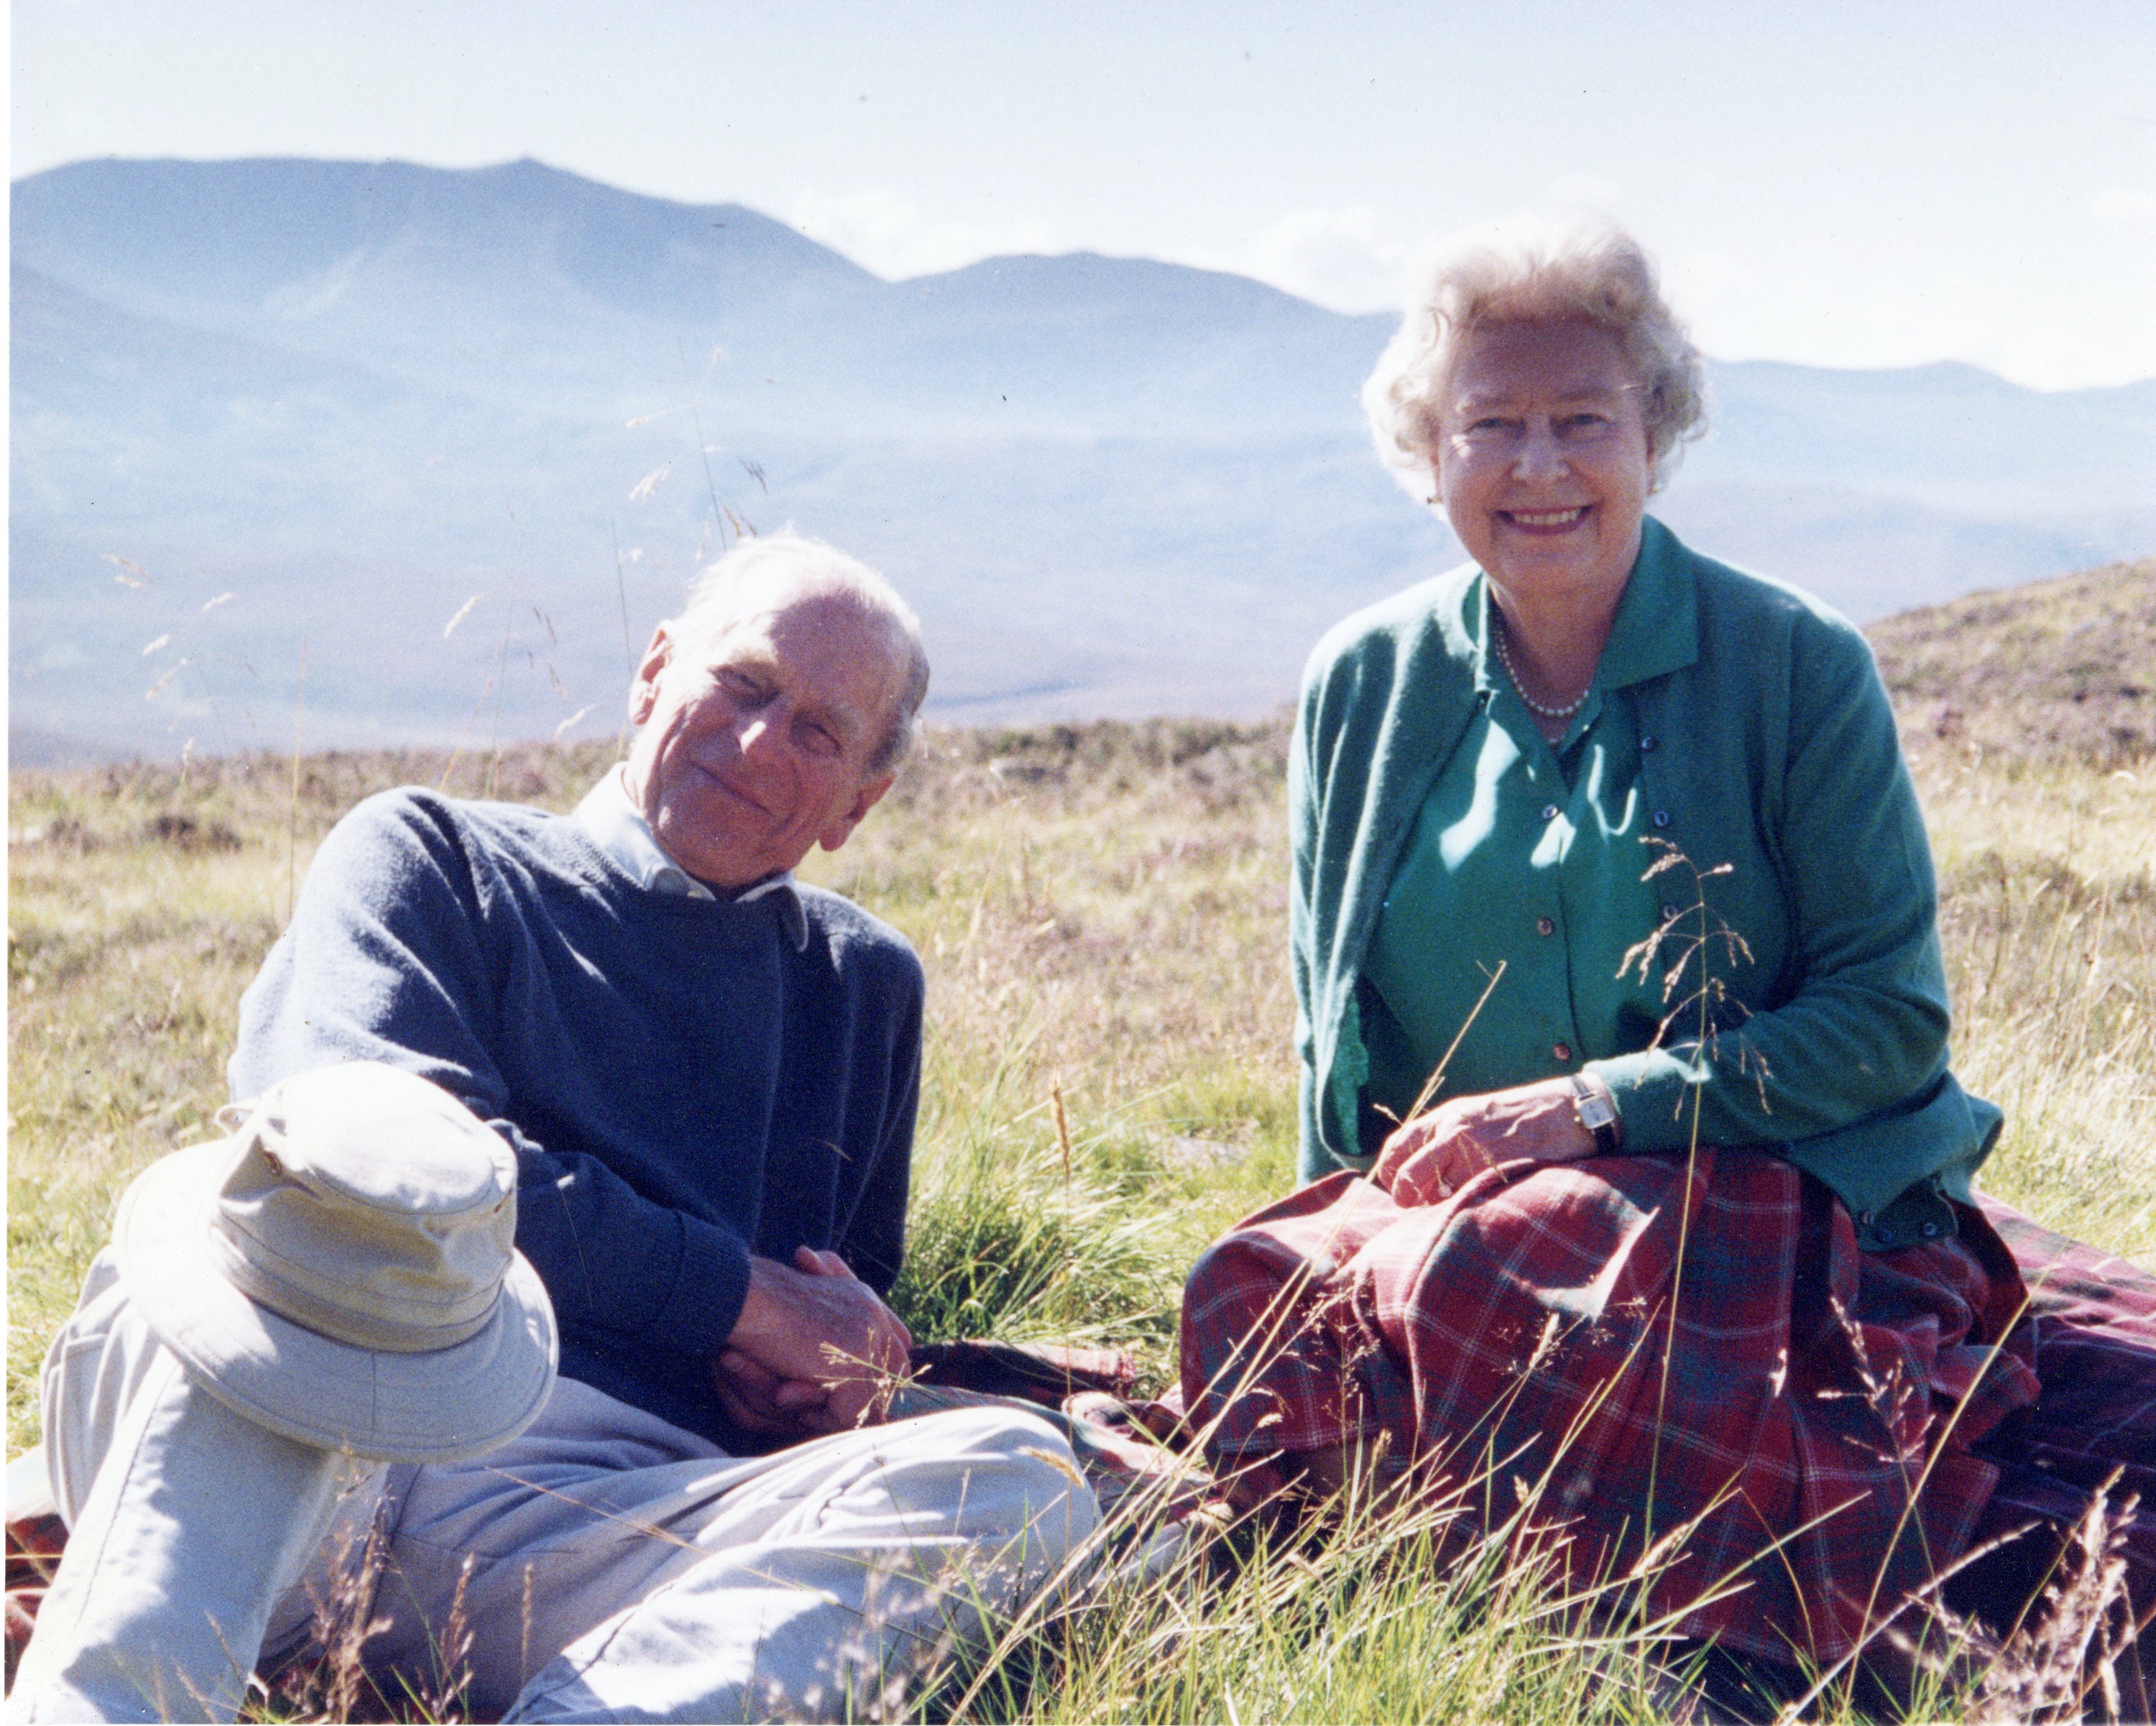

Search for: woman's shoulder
xmin=1642 ymin=522 xmax=1897 ymax=769
xmin=1655 ymin=522 xmax=1872 ymax=660
xmin=1302 ymin=560 xmax=1480 ymax=693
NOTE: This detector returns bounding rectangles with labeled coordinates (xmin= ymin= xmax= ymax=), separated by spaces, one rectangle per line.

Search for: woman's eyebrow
xmin=1455 ymin=378 xmax=1633 ymax=411
xmin=1453 ymin=387 xmax=1521 ymax=412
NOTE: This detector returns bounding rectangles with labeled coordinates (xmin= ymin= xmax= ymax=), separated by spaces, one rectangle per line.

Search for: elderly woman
xmin=1179 ymin=216 xmax=2155 ymax=1688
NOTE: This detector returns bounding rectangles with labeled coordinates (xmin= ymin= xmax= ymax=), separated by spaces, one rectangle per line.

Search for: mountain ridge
xmin=11 ymin=154 xmax=2155 ymax=762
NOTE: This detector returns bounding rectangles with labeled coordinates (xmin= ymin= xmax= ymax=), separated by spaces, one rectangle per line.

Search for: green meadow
xmin=9 ymin=560 xmax=2152 ymax=1721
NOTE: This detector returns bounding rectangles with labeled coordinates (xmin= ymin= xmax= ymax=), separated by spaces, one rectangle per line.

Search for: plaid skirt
xmin=1179 ymin=1150 xmax=2156 ymax=1668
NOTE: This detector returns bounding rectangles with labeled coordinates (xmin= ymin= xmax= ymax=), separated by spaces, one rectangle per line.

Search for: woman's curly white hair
xmin=1363 ymin=212 xmax=1708 ymax=505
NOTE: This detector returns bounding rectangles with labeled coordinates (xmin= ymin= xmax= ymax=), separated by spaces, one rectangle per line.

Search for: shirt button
xmin=1651 ymin=808 xmax=1672 ymax=828
xmin=1542 ymin=803 xmax=1560 ymax=821
xmin=1536 ymin=916 xmax=1554 ymax=936
xmin=1553 ymin=1043 xmax=1573 ymax=1062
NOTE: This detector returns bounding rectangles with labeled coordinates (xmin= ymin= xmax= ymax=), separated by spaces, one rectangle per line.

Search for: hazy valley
xmin=13 ymin=155 xmax=2156 ymax=765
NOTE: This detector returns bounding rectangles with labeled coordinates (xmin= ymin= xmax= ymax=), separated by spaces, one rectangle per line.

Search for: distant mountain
xmin=11 ymin=156 xmax=2155 ymax=762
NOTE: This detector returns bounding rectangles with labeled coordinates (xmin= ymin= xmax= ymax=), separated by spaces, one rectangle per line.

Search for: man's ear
xmin=816 ymin=772 xmax=896 ymax=855
xmin=630 ymin=625 xmax=673 ymax=726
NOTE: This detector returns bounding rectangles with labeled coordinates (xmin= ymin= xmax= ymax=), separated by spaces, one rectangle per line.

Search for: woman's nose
xmin=1512 ymin=421 xmax=1569 ymax=481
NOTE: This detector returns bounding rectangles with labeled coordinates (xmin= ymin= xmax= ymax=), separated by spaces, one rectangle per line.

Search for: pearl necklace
xmin=1491 ymin=614 xmax=1590 ymax=721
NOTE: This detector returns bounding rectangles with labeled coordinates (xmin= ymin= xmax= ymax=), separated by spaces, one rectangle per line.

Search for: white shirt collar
xmin=574 ymin=767 xmax=808 ymax=951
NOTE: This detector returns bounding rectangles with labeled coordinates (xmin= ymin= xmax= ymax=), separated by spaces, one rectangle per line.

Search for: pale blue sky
xmin=13 ymin=0 xmax=2156 ymax=387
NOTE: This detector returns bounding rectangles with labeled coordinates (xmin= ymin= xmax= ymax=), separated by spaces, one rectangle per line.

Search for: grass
xmin=1902 ymin=732 xmax=2156 ymax=1263
xmin=9 ymin=675 xmax=2155 ymax=1719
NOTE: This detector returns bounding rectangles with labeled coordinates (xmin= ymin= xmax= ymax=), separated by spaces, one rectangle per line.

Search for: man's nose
xmin=734 ymin=703 xmax=787 ymax=759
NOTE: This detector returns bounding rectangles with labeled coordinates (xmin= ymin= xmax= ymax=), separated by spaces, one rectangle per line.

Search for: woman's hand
xmin=1371 ymin=1076 xmax=1606 ymax=1206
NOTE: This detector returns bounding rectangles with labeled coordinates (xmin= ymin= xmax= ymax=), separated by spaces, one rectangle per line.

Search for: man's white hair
xmin=670 ymin=532 xmax=930 ymax=775
xmin=1363 ymin=211 xmax=1708 ymax=507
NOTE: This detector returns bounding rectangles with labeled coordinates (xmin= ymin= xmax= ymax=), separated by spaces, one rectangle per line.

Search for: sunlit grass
xmin=9 ymin=709 xmax=2152 ymax=1721
xmin=1905 ymin=734 xmax=2156 ymax=1269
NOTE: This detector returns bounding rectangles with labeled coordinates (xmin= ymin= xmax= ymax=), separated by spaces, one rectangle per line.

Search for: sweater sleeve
xmin=834 ymin=956 xmax=921 ymax=1301
xmin=1591 ymin=616 xmax=1955 ymax=1164
xmin=229 ymin=793 xmax=752 ymax=1360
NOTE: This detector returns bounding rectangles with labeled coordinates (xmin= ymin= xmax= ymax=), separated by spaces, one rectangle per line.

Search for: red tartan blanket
xmin=1179 ymin=1152 xmax=2045 ymax=1667
xmin=1964 ymin=1196 xmax=2156 ymax=1628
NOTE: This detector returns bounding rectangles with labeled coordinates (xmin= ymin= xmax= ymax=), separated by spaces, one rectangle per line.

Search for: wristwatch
xmin=1568 ymin=1074 xmax=1621 ymax=1155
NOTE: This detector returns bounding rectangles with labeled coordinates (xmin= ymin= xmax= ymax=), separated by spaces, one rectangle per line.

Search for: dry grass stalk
xmin=9 ymin=686 xmax=2152 ymax=1720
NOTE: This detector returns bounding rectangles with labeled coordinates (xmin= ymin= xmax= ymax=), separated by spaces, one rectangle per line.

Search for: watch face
xmin=1570 ymin=1078 xmax=1620 ymax=1153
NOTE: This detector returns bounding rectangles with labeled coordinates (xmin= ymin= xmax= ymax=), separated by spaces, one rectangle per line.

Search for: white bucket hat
xmin=113 ymin=1061 xmax=558 ymax=1463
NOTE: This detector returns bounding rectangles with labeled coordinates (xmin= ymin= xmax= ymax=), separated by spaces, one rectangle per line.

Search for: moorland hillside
xmin=7 ymin=558 xmax=2152 ymax=1720
xmin=1871 ymin=553 xmax=2155 ymax=765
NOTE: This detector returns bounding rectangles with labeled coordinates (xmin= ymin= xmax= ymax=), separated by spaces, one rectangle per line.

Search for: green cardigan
xmin=1290 ymin=517 xmax=2001 ymax=1251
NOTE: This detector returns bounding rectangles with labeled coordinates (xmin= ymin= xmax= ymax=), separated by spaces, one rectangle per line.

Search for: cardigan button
xmin=1537 ymin=916 xmax=1555 ymax=936
xmin=1639 ymin=735 xmax=1657 ymax=751
xmin=1552 ymin=1043 xmax=1573 ymax=1062
xmin=1921 ymin=1221 xmax=1941 ymax=1238
xmin=1542 ymin=803 xmax=1560 ymax=821
xmin=1858 ymin=1210 xmax=1876 ymax=1226
xmin=1651 ymin=808 xmax=1672 ymax=828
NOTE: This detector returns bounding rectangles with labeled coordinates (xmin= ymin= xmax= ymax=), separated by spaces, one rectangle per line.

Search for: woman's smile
xmin=1432 ymin=318 xmax=1651 ymax=614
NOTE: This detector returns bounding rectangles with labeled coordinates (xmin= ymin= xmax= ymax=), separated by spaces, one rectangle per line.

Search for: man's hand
xmin=711 ymin=1247 xmax=913 ymax=1439
xmin=1370 ymin=1076 xmax=1606 ymax=1207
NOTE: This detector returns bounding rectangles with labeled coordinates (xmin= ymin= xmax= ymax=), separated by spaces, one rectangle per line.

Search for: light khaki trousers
xmin=10 ymin=1250 xmax=1097 ymax=1723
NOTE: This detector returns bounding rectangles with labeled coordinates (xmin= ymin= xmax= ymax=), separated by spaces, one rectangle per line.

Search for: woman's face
xmin=1430 ymin=318 xmax=1653 ymax=614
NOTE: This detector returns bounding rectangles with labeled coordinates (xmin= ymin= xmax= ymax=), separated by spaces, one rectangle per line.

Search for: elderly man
xmin=12 ymin=535 xmax=1097 ymax=1723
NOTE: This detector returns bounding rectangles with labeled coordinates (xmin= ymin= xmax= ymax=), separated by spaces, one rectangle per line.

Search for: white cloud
xmin=1662 ymin=246 xmax=1763 ymax=351
xmin=1235 ymin=206 xmax=1416 ymax=313
xmin=787 ymin=189 xmax=1063 ymax=281
xmin=2088 ymin=186 xmax=2156 ymax=225
xmin=1537 ymin=174 xmax=1629 ymax=215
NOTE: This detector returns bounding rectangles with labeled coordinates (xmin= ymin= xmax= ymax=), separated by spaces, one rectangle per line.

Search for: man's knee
xmin=11 ymin=1063 xmax=558 ymax=1723
xmin=875 ymin=1405 xmax=1100 ymax=1559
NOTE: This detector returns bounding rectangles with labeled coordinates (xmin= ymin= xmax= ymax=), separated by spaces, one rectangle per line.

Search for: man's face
xmin=624 ymin=581 xmax=901 ymax=890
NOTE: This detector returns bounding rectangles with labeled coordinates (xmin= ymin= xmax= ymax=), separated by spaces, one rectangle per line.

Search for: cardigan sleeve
xmin=1289 ymin=680 xmax=1329 ymax=1176
xmin=1590 ymin=612 xmax=1959 ymax=1176
xmin=229 ymin=792 xmax=752 ymax=1362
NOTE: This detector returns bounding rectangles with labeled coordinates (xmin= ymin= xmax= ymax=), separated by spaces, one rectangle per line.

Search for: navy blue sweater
xmin=231 ymin=788 xmax=923 ymax=1446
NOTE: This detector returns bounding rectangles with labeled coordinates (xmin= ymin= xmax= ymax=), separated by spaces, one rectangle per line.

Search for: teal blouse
xmin=1291 ymin=518 xmax=2001 ymax=1252
xmin=1360 ymin=665 xmax=1670 ymax=1121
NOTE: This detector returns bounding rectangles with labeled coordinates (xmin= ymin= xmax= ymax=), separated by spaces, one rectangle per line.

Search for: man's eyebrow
xmin=712 ymin=640 xmax=780 ymax=679
xmin=787 ymin=685 xmax=862 ymax=742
